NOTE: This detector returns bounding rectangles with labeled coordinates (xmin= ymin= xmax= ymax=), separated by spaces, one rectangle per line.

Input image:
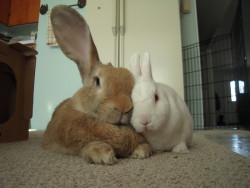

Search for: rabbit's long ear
xmin=130 ymin=53 xmax=141 ymax=80
xmin=51 ymin=5 xmax=100 ymax=80
xmin=141 ymin=52 xmax=153 ymax=80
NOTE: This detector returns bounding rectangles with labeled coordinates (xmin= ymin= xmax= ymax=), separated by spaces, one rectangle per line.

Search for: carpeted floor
xmin=0 ymin=131 xmax=249 ymax=188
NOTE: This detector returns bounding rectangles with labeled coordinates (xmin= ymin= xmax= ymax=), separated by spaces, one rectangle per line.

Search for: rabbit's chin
xmin=133 ymin=125 xmax=144 ymax=133
xmin=113 ymin=119 xmax=130 ymax=126
xmin=132 ymin=121 xmax=153 ymax=133
xmin=99 ymin=113 xmax=131 ymax=126
xmin=94 ymin=105 xmax=132 ymax=125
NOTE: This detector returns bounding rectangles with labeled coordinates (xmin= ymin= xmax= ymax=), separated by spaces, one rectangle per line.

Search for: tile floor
xmin=196 ymin=129 xmax=250 ymax=158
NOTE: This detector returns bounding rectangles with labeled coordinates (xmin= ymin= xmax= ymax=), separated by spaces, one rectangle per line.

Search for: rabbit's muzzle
xmin=114 ymin=109 xmax=133 ymax=126
xmin=97 ymin=95 xmax=133 ymax=125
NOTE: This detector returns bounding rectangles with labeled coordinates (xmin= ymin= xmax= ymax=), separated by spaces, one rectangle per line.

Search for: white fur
xmin=130 ymin=53 xmax=193 ymax=153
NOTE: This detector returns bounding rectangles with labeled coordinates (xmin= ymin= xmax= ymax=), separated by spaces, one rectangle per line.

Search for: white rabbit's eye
xmin=155 ymin=94 xmax=159 ymax=102
xmin=94 ymin=77 xmax=100 ymax=86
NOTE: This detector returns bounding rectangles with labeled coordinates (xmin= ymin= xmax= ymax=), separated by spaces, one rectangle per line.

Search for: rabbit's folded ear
xmin=130 ymin=53 xmax=141 ymax=80
xmin=51 ymin=5 xmax=100 ymax=80
xmin=141 ymin=52 xmax=153 ymax=80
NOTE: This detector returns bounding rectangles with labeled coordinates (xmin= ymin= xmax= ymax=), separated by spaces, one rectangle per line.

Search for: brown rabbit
xmin=42 ymin=5 xmax=151 ymax=164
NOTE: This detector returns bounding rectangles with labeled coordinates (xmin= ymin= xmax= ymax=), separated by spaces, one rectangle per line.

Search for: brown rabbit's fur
xmin=43 ymin=66 xmax=145 ymax=157
xmin=42 ymin=5 xmax=150 ymax=164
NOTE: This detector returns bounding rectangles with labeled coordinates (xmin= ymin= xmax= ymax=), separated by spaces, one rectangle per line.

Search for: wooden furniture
xmin=25 ymin=43 xmax=36 ymax=50
xmin=0 ymin=40 xmax=37 ymax=143
xmin=0 ymin=0 xmax=40 ymax=26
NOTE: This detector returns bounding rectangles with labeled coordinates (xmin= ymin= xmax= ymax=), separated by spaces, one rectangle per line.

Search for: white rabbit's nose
xmin=141 ymin=120 xmax=151 ymax=126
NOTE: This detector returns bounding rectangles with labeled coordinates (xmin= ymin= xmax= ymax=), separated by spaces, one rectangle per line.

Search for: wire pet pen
xmin=182 ymin=0 xmax=249 ymax=130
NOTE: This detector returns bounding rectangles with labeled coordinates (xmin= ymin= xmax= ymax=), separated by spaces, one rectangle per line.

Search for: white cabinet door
xmin=86 ymin=0 xmax=115 ymax=66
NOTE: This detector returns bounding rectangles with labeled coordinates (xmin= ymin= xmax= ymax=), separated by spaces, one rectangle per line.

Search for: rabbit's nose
xmin=141 ymin=120 xmax=151 ymax=126
xmin=141 ymin=120 xmax=150 ymax=131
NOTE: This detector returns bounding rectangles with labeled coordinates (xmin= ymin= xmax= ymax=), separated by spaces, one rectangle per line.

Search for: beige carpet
xmin=0 ymin=131 xmax=249 ymax=188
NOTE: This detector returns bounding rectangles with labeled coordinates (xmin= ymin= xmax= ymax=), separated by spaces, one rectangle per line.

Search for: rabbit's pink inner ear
xmin=51 ymin=6 xmax=99 ymax=75
xmin=141 ymin=52 xmax=153 ymax=80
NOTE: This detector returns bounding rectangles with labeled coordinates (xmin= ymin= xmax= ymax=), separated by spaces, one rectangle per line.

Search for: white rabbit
xmin=130 ymin=52 xmax=193 ymax=153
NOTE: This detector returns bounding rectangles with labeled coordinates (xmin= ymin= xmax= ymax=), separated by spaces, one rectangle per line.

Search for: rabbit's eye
xmin=94 ymin=77 xmax=100 ymax=86
xmin=154 ymin=94 xmax=159 ymax=102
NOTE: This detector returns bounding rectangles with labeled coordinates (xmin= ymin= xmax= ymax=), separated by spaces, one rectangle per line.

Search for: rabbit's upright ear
xmin=51 ymin=5 xmax=100 ymax=80
xmin=141 ymin=52 xmax=153 ymax=80
xmin=130 ymin=53 xmax=141 ymax=80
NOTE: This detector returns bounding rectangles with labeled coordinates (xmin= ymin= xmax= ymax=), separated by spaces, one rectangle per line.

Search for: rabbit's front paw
xmin=172 ymin=142 xmax=189 ymax=153
xmin=81 ymin=141 xmax=117 ymax=165
xmin=130 ymin=143 xmax=152 ymax=159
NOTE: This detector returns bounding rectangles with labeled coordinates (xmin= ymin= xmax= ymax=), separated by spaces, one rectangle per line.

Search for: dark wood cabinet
xmin=0 ymin=0 xmax=40 ymax=26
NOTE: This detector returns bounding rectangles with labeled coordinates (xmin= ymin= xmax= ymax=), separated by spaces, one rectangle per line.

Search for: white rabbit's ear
xmin=141 ymin=52 xmax=153 ymax=80
xmin=130 ymin=53 xmax=141 ymax=80
xmin=51 ymin=5 xmax=100 ymax=81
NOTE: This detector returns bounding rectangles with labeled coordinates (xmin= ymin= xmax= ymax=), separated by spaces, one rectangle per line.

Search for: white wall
xmin=180 ymin=0 xmax=199 ymax=46
xmin=180 ymin=0 xmax=204 ymax=129
xmin=124 ymin=0 xmax=184 ymax=97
